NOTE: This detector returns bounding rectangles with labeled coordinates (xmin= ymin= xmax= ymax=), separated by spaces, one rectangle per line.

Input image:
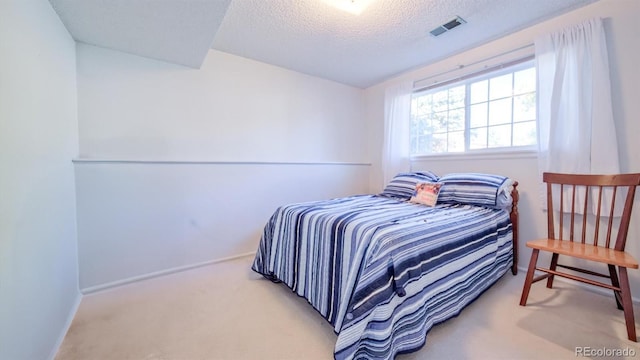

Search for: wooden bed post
xmin=510 ymin=181 xmax=519 ymax=275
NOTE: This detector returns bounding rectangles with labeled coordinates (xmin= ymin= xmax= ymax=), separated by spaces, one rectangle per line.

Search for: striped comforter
xmin=252 ymin=195 xmax=513 ymax=359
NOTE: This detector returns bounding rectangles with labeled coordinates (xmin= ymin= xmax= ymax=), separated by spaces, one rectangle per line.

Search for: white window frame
xmin=410 ymin=58 xmax=537 ymax=160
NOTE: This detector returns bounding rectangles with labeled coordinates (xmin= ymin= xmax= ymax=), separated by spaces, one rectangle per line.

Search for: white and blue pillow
xmin=380 ymin=171 xmax=439 ymax=200
xmin=437 ymin=173 xmax=513 ymax=209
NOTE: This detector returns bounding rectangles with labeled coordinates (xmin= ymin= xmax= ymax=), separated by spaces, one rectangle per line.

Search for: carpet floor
xmin=56 ymin=256 xmax=640 ymax=359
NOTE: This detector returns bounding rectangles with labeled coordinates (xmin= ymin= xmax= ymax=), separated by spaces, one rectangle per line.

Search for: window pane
xmin=410 ymin=115 xmax=427 ymax=153
xmin=489 ymin=73 xmax=512 ymax=100
xmin=417 ymin=135 xmax=429 ymax=154
xmin=513 ymin=121 xmax=537 ymax=146
xmin=470 ymin=127 xmax=487 ymax=149
xmin=409 ymin=62 xmax=535 ymax=156
xmin=411 ymin=134 xmax=418 ymax=154
xmin=470 ymin=103 xmax=487 ymax=128
xmin=414 ymin=116 xmax=428 ymax=135
xmin=431 ymin=112 xmax=447 ymax=133
xmin=410 ymin=115 xmax=417 ymax=135
xmin=514 ymin=68 xmax=536 ymax=94
xmin=449 ymin=86 xmax=465 ymax=109
xmin=448 ymin=131 xmax=465 ymax=152
xmin=432 ymin=90 xmax=448 ymax=112
xmin=415 ymin=94 xmax=432 ymax=115
xmin=470 ymin=80 xmax=488 ymax=104
xmin=488 ymin=124 xmax=512 ymax=148
xmin=513 ymin=93 xmax=536 ymax=122
xmin=489 ymin=98 xmax=512 ymax=125
xmin=430 ymin=133 xmax=447 ymax=153
xmin=448 ymin=109 xmax=465 ymax=131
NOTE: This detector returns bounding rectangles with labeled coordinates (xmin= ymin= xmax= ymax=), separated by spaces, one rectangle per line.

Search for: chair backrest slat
xmin=594 ymin=185 xmax=603 ymax=246
xmin=559 ymin=184 xmax=564 ymax=240
xmin=547 ymin=181 xmax=555 ymax=239
xmin=542 ymin=172 xmax=640 ymax=251
xmin=605 ymin=186 xmax=617 ymax=248
xmin=581 ymin=185 xmax=588 ymax=244
xmin=569 ymin=184 xmax=576 ymax=242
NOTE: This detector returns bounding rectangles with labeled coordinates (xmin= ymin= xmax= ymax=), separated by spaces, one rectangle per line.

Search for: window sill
xmin=411 ymin=148 xmax=538 ymax=162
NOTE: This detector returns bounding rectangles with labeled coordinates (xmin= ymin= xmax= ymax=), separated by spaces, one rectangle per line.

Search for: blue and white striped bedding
xmin=252 ymin=194 xmax=513 ymax=359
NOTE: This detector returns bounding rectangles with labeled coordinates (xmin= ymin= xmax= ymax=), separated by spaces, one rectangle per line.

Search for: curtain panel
xmin=536 ymin=17 xmax=621 ymax=215
xmin=382 ymin=81 xmax=412 ymax=188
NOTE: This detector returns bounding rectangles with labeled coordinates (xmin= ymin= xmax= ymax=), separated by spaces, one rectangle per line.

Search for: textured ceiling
xmin=49 ymin=0 xmax=232 ymax=68
xmin=212 ymin=0 xmax=597 ymax=88
xmin=49 ymin=0 xmax=598 ymax=88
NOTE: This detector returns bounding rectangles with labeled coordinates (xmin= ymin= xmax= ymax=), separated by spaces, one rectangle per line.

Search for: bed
xmin=252 ymin=172 xmax=519 ymax=359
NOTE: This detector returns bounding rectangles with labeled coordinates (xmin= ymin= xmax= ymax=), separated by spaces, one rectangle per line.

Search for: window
xmin=410 ymin=61 xmax=536 ymax=156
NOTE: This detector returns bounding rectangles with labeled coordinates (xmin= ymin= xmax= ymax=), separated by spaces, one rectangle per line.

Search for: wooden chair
xmin=520 ymin=172 xmax=640 ymax=341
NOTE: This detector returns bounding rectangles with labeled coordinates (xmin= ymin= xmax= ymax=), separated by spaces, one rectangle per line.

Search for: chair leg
xmin=608 ymin=264 xmax=624 ymax=310
xmin=520 ymin=249 xmax=540 ymax=306
xmin=546 ymin=253 xmax=559 ymax=289
xmin=618 ymin=266 xmax=637 ymax=342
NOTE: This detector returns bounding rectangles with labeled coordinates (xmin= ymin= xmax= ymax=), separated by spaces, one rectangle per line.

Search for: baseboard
xmin=516 ymin=265 xmax=640 ymax=305
xmin=81 ymin=252 xmax=255 ymax=295
xmin=48 ymin=290 xmax=82 ymax=360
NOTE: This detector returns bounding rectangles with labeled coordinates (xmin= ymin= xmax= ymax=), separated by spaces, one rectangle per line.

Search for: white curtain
xmin=536 ymin=17 xmax=621 ymax=214
xmin=382 ymin=80 xmax=412 ymax=188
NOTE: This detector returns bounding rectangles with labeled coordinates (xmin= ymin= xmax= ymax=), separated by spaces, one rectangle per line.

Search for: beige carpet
xmin=56 ymin=256 xmax=640 ymax=359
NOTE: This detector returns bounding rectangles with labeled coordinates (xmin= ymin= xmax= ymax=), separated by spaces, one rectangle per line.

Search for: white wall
xmin=0 ymin=1 xmax=80 ymax=359
xmin=365 ymin=0 xmax=640 ymax=298
xmin=75 ymin=45 xmax=369 ymax=291
xmin=77 ymin=46 xmax=367 ymax=162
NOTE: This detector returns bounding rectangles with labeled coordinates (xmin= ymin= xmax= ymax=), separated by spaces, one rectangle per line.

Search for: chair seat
xmin=527 ymin=239 xmax=639 ymax=269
